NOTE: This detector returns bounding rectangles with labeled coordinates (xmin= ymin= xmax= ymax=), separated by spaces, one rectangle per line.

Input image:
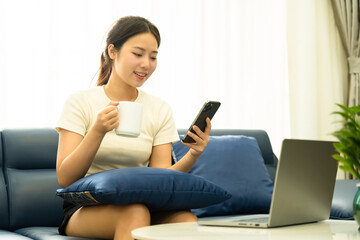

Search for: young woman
xmin=56 ymin=16 xmax=212 ymax=240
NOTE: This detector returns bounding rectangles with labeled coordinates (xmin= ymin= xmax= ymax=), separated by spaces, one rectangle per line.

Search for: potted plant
xmin=332 ymin=103 xmax=360 ymax=226
xmin=332 ymin=103 xmax=360 ymax=178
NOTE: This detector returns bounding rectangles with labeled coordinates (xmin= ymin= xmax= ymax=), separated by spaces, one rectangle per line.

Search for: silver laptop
xmin=198 ymin=139 xmax=338 ymax=228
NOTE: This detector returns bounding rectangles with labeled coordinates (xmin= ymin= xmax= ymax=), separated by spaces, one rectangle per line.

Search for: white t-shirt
xmin=57 ymin=86 xmax=180 ymax=176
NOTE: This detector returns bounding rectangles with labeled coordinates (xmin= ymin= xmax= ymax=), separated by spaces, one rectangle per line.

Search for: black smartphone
xmin=182 ymin=101 xmax=221 ymax=143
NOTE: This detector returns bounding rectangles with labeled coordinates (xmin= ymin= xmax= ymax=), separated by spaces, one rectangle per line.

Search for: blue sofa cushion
xmin=0 ymin=230 xmax=32 ymax=239
xmin=15 ymin=227 xmax=99 ymax=240
xmin=173 ymin=135 xmax=274 ymax=217
xmin=2 ymin=129 xmax=63 ymax=231
xmin=56 ymin=167 xmax=231 ymax=212
xmin=330 ymin=179 xmax=358 ymax=220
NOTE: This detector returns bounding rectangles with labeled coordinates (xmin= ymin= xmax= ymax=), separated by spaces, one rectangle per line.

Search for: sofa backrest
xmin=1 ymin=129 xmax=63 ymax=231
xmin=0 ymin=132 xmax=9 ymax=229
xmin=178 ymin=129 xmax=278 ymax=181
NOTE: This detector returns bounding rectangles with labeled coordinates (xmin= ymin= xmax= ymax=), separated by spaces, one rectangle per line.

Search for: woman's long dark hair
xmin=97 ymin=16 xmax=161 ymax=86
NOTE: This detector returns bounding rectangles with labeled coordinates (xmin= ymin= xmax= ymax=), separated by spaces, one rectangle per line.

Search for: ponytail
xmin=97 ymin=50 xmax=112 ymax=86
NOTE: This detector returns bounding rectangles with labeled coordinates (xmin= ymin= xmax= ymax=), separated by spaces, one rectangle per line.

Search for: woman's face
xmin=110 ymin=32 xmax=158 ymax=88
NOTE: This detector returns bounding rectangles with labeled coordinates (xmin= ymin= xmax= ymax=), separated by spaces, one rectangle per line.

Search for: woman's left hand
xmin=181 ymin=117 xmax=212 ymax=157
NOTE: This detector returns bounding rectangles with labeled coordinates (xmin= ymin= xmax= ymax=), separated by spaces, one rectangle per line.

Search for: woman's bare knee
xmin=112 ymin=204 xmax=150 ymax=240
xmin=118 ymin=203 xmax=151 ymax=225
xmin=172 ymin=211 xmax=198 ymax=223
xmin=151 ymin=210 xmax=198 ymax=225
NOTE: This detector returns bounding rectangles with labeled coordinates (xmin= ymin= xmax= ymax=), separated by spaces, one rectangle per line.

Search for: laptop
xmin=198 ymin=139 xmax=338 ymax=228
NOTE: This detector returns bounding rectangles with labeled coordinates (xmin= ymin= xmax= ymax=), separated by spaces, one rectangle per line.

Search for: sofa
xmin=0 ymin=128 xmax=357 ymax=239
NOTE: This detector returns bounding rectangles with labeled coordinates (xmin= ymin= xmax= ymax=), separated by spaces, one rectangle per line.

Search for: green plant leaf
xmin=332 ymin=103 xmax=360 ymax=179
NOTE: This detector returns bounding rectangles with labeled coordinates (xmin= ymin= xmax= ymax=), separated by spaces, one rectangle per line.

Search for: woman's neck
xmin=104 ymin=79 xmax=138 ymax=102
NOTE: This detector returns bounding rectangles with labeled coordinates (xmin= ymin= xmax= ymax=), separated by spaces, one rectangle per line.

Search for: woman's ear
xmin=108 ymin=44 xmax=117 ymax=60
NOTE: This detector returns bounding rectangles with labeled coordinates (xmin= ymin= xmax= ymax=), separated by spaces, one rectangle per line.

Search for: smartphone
xmin=182 ymin=101 xmax=221 ymax=143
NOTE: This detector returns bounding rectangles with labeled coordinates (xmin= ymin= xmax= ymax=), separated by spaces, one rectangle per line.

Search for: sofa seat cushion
xmin=0 ymin=230 xmax=32 ymax=239
xmin=173 ymin=135 xmax=274 ymax=217
xmin=57 ymin=167 xmax=231 ymax=212
xmin=15 ymin=227 xmax=100 ymax=240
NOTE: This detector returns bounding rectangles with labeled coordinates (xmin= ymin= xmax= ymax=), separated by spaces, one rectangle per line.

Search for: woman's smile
xmin=134 ymin=71 xmax=148 ymax=80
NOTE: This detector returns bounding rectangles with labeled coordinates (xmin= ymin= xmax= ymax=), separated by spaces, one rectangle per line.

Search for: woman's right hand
xmin=91 ymin=101 xmax=119 ymax=135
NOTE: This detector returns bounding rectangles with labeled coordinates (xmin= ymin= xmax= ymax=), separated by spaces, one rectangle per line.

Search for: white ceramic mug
xmin=115 ymin=102 xmax=144 ymax=137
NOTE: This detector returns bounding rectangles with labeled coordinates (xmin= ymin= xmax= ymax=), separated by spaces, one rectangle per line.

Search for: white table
xmin=132 ymin=220 xmax=360 ymax=240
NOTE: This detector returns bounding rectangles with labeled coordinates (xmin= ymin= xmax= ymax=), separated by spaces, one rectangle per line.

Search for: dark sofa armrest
xmin=330 ymin=179 xmax=359 ymax=220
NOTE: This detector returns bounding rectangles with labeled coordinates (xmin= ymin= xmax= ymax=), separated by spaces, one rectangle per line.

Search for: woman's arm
xmin=149 ymin=118 xmax=211 ymax=172
xmin=56 ymin=102 xmax=119 ymax=188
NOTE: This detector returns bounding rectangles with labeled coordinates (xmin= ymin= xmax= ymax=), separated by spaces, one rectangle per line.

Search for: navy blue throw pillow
xmin=56 ymin=167 xmax=231 ymax=212
xmin=173 ymin=135 xmax=274 ymax=217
